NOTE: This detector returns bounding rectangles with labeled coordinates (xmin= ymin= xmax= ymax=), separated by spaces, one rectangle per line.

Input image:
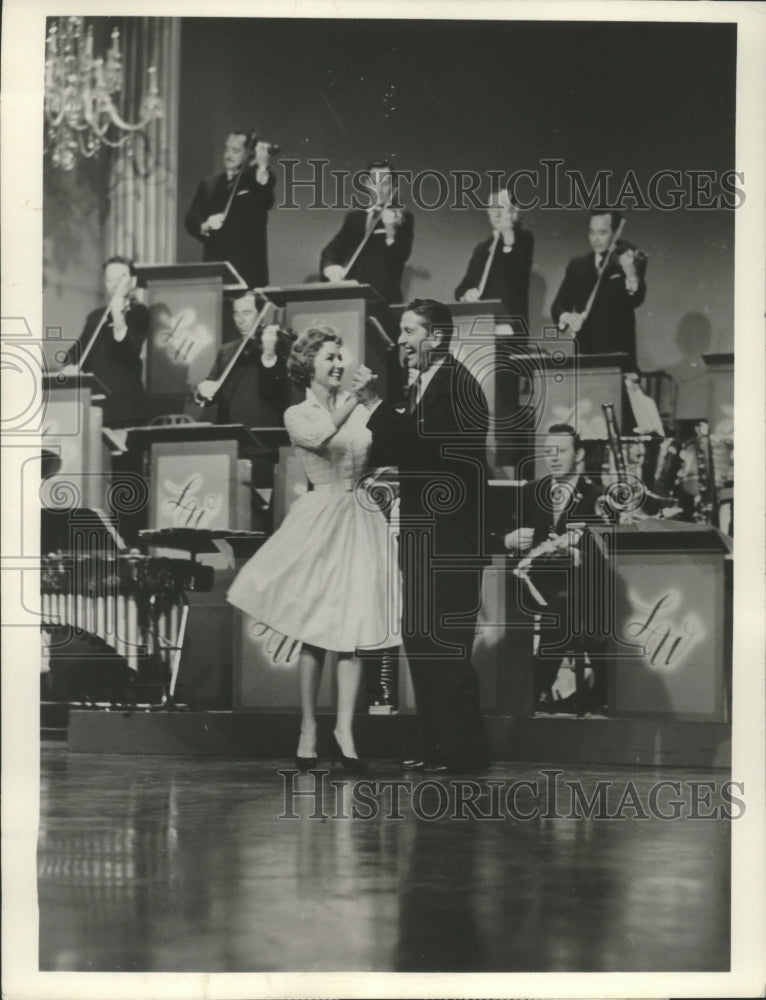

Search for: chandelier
xmin=44 ymin=17 xmax=163 ymax=171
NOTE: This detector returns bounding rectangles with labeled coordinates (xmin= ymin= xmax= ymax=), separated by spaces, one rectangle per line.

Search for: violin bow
xmin=220 ymin=129 xmax=259 ymax=226
xmin=205 ymin=297 xmax=276 ymax=402
xmin=476 ymin=230 xmax=501 ymax=297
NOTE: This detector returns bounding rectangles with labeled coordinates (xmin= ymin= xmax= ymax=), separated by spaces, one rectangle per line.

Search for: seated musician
xmin=503 ymin=424 xmax=609 ymax=715
xmin=61 ymin=256 xmax=150 ymax=429
xmin=455 ymin=186 xmax=534 ymax=334
xmin=320 ymin=160 xmax=414 ymax=305
xmin=550 ymin=209 xmax=647 ymax=371
xmin=195 ymin=291 xmax=292 ymax=427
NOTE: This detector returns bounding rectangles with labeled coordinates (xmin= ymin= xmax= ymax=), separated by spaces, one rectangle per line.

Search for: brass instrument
xmin=602 ymin=402 xmax=628 ymax=482
xmin=675 ymin=420 xmax=733 ymax=527
xmin=654 ymin=436 xmax=683 ymax=498
xmin=600 ymin=402 xmax=650 ymax=521
xmin=692 ymin=421 xmax=716 ymax=523
xmin=602 ymin=404 xmax=691 ymax=521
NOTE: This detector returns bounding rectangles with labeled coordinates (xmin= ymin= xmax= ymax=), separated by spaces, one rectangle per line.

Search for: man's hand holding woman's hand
xmin=351 ymin=365 xmax=380 ymax=407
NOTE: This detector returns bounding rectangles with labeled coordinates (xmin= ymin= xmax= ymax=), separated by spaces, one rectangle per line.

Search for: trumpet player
xmin=61 ymin=256 xmax=149 ymax=428
xmin=455 ymin=186 xmax=534 ymax=333
xmin=320 ymin=160 xmax=414 ymax=304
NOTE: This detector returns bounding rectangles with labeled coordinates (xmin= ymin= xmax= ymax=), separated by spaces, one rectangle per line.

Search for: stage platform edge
xmin=63 ymin=709 xmax=731 ymax=769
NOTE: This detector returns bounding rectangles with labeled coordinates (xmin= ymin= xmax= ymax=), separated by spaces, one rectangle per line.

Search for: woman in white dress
xmin=227 ymin=328 xmax=398 ymax=772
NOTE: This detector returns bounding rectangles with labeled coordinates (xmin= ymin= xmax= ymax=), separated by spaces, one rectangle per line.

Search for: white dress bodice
xmin=283 ymin=389 xmax=373 ymax=487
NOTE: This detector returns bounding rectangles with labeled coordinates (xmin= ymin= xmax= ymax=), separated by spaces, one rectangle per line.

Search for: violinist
xmin=320 ymin=160 xmax=414 ymax=304
xmin=62 ymin=256 xmax=149 ymax=428
xmin=185 ymin=131 xmax=276 ymax=288
xmin=455 ymin=186 xmax=534 ymax=333
xmin=550 ymin=209 xmax=647 ymax=370
xmin=195 ymin=291 xmax=291 ymax=427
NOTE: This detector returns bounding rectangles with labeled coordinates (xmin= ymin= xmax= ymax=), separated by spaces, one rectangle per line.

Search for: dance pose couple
xmin=228 ymin=299 xmax=489 ymax=774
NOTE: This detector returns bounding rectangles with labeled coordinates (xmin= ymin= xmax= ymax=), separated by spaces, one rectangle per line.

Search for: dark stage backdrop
xmin=176 ymin=18 xmax=737 ymax=370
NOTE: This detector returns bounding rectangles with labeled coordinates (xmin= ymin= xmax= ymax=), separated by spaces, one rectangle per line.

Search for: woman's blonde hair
xmin=288 ymin=327 xmax=342 ymax=388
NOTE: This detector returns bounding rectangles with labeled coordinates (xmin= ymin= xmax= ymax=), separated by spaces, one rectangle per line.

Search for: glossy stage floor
xmin=38 ymin=743 xmax=730 ymax=973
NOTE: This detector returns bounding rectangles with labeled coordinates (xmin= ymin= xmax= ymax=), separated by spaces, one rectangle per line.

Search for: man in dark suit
xmin=550 ymin=209 xmax=647 ymax=370
xmin=503 ymin=424 xmax=608 ymax=713
xmin=194 ymin=291 xmax=290 ymax=427
xmin=455 ymin=187 xmax=534 ymax=333
xmin=353 ymin=299 xmax=489 ymax=772
xmin=185 ymin=131 xmax=276 ymax=288
xmin=320 ymin=161 xmax=414 ymax=304
xmin=63 ymin=256 xmax=149 ymax=428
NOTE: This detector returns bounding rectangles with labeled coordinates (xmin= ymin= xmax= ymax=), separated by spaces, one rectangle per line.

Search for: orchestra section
xmin=40 ymin=268 xmax=733 ymax=765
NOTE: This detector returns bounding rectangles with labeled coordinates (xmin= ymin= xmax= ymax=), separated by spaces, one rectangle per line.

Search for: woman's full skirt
xmin=227 ymin=488 xmax=400 ymax=653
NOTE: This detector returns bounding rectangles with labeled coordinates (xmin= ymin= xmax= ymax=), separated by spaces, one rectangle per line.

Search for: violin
xmin=609 ymin=239 xmax=648 ymax=276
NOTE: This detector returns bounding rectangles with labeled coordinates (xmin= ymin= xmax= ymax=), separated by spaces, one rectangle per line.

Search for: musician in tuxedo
xmin=503 ymin=424 xmax=608 ymax=713
xmin=353 ymin=299 xmax=490 ymax=773
xmin=455 ymin=187 xmax=534 ymax=333
xmin=63 ymin=256 xmax=149 ymax=428
xmin=195 ymin=291 xmax=290 ymax=427
xmin=550 ymin=209 xmax=646 ymax=370
xmin=320 ymin=160 xmax=414 ymax=304
xmin=185 ymin=131 xmax=276 ymax=288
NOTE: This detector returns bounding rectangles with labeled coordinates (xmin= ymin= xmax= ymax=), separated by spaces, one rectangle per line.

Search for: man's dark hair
xmin=547 ymin=422 xmax=581 ymax=451
xmin=229 ymin=129 xmax=251 ymax=144
xmin=406 ymin=299 xmax=454 ymax=350
xmin=366 ymin=159 xmax=394 ymax=174
xmin=103 ymin=255 xmax=136 ymax=277
xmin=589 ymin=208 xmax=622 ymax=232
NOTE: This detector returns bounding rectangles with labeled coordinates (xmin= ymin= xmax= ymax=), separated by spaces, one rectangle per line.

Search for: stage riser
xmin=64 ymin=710 xmax=731 ymax=769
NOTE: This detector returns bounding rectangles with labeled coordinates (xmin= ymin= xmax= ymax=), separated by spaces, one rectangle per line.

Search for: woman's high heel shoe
xmin=330 ymin=734 xmax=366 ymax=774
xmin=295 ymin=755 xmax=318 ymax=773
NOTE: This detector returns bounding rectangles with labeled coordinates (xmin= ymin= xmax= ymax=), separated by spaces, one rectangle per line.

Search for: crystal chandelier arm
xmin=85 ymin=92 xmax=160 ymax=135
